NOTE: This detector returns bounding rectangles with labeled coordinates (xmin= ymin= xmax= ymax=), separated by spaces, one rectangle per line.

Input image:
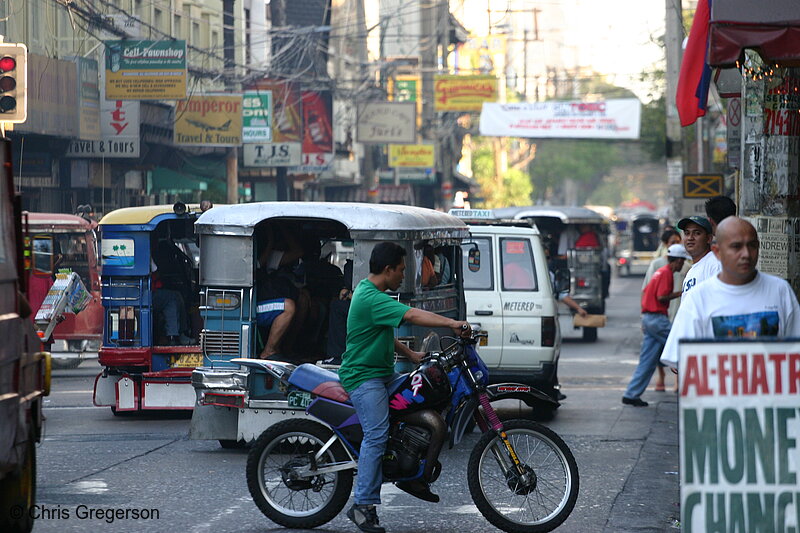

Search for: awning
xmin=150 ymin=167 xmax=208 ymax=193
xmin=710 ymin=23 xmax=800 ymax=67
xmin=708 ymin=1 xmax=800 ymax=66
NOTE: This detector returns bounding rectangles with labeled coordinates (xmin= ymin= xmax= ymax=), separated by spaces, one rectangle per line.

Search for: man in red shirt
xmin=622 ymin=244 xmax=690 ymax=406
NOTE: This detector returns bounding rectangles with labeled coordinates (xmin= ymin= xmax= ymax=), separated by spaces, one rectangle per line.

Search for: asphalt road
xmin=31 ymin=272 xmax=680 ymax=533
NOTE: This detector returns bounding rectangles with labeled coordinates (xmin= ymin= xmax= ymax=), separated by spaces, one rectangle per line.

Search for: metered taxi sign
xmin=448 ymin=208 xmax=494 ymax=219
xmin=683 ymin=174 xmax=723 ymax=198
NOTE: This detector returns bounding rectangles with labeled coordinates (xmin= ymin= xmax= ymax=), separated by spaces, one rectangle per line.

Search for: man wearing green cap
xmin=676 ymin=215 xmax=720 ymax=294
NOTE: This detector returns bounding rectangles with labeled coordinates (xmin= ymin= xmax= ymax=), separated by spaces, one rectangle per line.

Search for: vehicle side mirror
xmin=467 ymin=246 xmax=481 ymax=272
xmin=555 ymin=268 xmax=570 ymax=293
xmin=32 ymin=235 xmax=54 ymax=275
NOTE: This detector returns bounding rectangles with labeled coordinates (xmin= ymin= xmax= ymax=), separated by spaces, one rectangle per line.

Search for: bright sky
xmin=564 ymin=0 xmax=666 ymax=94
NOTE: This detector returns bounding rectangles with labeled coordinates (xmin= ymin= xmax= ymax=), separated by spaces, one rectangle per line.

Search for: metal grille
xmin=200 ymin=329 xmax=240 ymax=356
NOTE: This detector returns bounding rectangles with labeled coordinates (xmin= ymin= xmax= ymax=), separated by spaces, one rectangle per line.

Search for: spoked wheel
xmin=467 ymin=419 xmax=579 ymax=533
xmin=246 ymin=419 xmax=353 ymax=529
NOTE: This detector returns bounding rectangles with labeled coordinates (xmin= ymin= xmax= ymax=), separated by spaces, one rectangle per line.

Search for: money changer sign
xmin=679 ymin=340 xmax=800 ymax=533
xmin=174 ymin=95 xmax=243 ymax=147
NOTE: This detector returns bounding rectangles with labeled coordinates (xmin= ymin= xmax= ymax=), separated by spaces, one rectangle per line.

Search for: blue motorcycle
xmin=245 ymin=330 xmax=579 ymax=533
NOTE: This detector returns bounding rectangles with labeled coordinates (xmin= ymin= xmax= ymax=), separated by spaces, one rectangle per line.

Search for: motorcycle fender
xmin=449 ymin=397 xmax=479 ymax=449
xmin=486 ymin=383 xmax=559 ymax=410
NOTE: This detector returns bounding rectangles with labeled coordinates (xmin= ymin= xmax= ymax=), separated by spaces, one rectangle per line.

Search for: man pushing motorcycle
xmin=337 ymin=241 xmax=470 ymax=533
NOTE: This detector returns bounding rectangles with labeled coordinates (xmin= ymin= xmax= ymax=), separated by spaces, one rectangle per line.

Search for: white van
xmin=455 ymin=212 xmax=563 ymax=404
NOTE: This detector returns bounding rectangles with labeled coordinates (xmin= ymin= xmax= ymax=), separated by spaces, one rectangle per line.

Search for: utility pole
xmin=223 ymin=0 xmax=238 ymax=204
xmin=665 ymin=0 xmax=684 ymax=220
xmin=421 ymin=0 xmax=438 ymax=205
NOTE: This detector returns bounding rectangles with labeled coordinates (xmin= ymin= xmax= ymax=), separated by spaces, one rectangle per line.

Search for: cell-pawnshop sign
xmin=104 ymin=40 xmax=187 ymax=100
xmin=679 ymin=339 xmax=800 ymax=533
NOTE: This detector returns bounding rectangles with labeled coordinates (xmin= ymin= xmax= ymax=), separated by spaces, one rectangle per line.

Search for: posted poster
xmin=105 ymin=40 xmax=187 ymax=100
xmin=242 ymin=89 xmax=272 ymax=142
xmin=291 ymin=90 xmax=333 ymax=173
xmin=679 ymin=340 xmax=800 ymax=533
xmin=480 ymin=99 xmax=641 ymax=140
xmin=174 ymin=94 xmax=243 ymax=146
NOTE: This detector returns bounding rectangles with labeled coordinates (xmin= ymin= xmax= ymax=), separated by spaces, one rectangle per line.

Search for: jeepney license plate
xmin=287 ymin=390 xmax=312 ymax=409
xmin=173 ymin=354 xmax=204 ymax=368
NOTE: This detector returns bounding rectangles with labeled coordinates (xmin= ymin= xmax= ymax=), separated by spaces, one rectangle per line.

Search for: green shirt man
xmin=338 ymin=278 xmax=410 ymax=392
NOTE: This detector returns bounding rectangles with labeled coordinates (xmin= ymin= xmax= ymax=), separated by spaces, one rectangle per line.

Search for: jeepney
xmin=0 ymin=139 xmax=51 ymax=533
xmin=93 ymin=204 xmax=206 ymax=413
xmin=25 ymin=212 xmax=102 ymax=369
xmin=614 ymin=211 xmax=661 ymax=276
xmin=492 ymin=205 xmax=611 ymax=342
xmin=190 ymin=202 xmax=470 ymax=446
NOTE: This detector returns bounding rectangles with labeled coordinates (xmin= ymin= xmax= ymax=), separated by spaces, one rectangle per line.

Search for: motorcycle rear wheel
xmin=467 ymin=419 xmax=579 ymax=533
xmin=246 ymin=419 xmax=353 ymax=529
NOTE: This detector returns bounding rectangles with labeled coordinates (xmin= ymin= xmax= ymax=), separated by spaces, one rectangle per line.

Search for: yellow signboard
xmin=388 ymin=144 xmax=435 ymax=168
xmin=434 ymin=75 xmax=498 ymax=112
xmin=683 ymin=174 xmax=723 ymax=198
xmin=174 ymin=94 xmax=243 ymax=146
xmin=105 ymin=40 xmax=188 ymax=100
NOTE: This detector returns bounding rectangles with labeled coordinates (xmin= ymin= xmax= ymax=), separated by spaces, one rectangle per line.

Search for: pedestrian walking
xmin=677 ymin=215 xmax=720 ymax=293
xmin=661 ymin=217 xmax=800 ymax=369
xmin=622 ymin=243 xmax=690 ymax=407
xmin=704 ymin=195 xmax=736 ymax=235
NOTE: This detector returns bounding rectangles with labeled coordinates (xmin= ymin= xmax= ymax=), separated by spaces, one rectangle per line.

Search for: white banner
xmin=479 ymin=98 xmax=641 ymax=140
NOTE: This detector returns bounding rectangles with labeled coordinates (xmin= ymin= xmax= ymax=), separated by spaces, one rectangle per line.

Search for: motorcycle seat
xmin=288 ymin=363 xmax=350 ymax=403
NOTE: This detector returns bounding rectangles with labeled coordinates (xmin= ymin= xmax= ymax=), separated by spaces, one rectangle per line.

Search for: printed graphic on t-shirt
xmin=711 ymin=311 xmax=780 ymax=338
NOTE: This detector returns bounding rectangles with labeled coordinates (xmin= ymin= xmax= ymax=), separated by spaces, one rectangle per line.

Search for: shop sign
xmin=174 ymin=94 xmax=243 ymax=146
xmin=13 ymin=152 xmax=52 ymax=177
xmin=105 ymin=40 xmax=187 ymax=100
xmin=378 ymin=167 xmax=435 ymax=184
xmin=434 ymin=74 xmax=498 ymax=112
xmin=243 ymin=90 xmax=272 ymax=142
xmin=66 ymin=99 xmax=140 ymax=158
xmin=245 ymin=80 xmax=303 ymax=143
xmin=480 ymin=99 xmax=641 ymax=140
xmin=388 ymin=144 xmax=434 ymax=168
xmin=243 ymin=143 xmax=302 ymax=167
xmin=679 ymin=340 xmax=800 ymax=532
xmin=356 ymin=102 xmax=416 ymax=144
xmin=72 ymin=57 xmax=101 ymax=141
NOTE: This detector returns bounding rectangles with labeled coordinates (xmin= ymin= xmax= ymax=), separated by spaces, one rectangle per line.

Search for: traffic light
xmin=0 ymin=43 xmax=27 ymax=123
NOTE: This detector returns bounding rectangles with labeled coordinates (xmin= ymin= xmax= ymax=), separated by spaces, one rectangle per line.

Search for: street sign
xmin=683 ymin=174 xmax=723 ymax=198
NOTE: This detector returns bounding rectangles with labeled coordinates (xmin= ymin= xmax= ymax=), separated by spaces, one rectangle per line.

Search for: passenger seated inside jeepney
xmin=325 ymin=258 xmax=352 ymax=364
xmin=151 ymin=236 xmax=194 ymax=345
xmin=255 ymin=222 xmax=304 ymax=360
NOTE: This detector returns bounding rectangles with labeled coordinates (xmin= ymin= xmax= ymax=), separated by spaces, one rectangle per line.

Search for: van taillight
xmin=542 ymin=317 xmax=556 ymax=347
xmin=577 ymin=277 xmax=588 ymax=288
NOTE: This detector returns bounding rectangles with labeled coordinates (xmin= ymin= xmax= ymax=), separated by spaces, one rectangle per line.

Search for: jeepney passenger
xmin=255 ymin=223 xmax=304 ymax=360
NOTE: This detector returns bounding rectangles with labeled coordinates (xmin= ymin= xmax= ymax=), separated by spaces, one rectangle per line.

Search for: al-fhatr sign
xmin=679 ymin=339 xmax=800 ymax=532
xmin=105 ymin=40 xmax=187 ymax=100
xmin=389 ymin=144 xmax=434 ymax=168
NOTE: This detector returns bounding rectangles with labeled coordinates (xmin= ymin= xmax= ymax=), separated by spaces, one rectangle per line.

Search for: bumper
xmin=93 ymin=368 xmax=196 ymax=411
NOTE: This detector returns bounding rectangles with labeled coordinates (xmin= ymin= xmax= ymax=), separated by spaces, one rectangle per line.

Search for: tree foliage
xmin=471 ymin=142 xmax=534 ymax=208
xmin=529 ymin=140 xmax=620 ymax=204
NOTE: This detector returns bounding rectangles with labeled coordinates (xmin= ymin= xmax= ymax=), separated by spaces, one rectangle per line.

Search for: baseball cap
xmin=666 ymin=243 xmax=691 ymax=260
xmin=677 ymin=215 xmax=712 ymax=234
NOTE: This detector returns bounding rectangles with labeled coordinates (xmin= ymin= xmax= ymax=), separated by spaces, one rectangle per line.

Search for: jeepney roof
xmin=25 ymin=212 xmax=93 ymax=232
xmin=492 ymin=205 xmax=608 ymax=224
xmin=195 ymin=202 xmax=469 ymax=238
xmin=98 ymin=205 xmax=201 ymax=226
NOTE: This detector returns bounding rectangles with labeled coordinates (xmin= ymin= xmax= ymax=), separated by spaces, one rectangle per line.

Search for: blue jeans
xmin=349 ymin=375 xmax=395 ymax=505
xmin=624 ymin=313 xmax=671 ymax=400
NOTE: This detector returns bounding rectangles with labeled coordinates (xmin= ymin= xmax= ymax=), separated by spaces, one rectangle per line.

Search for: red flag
xmin=676 ymin=0 xmax=712 ymax=127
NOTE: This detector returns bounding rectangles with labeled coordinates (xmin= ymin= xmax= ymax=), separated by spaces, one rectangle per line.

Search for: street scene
xmin=2 ymin=0 xmax=800 ymax=533
xmin=37 ymin=274 xmax=680 ymax=533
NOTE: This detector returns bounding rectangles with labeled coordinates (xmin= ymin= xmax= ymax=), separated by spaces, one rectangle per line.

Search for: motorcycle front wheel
xmin=246 ymin=419 xmax=353 ymax=529
xmin=467 ymin=419 xmax=579 ymax=533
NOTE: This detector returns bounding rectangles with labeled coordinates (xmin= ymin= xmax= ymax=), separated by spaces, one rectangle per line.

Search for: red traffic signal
xmin=0 ymin=56 xmax=15 ymax=72
xmin=0 ymin=43 xmax=26 ymax=123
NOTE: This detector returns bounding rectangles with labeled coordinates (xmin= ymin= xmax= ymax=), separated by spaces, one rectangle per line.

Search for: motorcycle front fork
xmin=474 ymin=392 xmax=530 ymax=479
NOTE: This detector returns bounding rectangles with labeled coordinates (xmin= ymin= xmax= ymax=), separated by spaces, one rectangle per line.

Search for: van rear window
xmin=462 ymin=237 xmax=492 ymax=290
